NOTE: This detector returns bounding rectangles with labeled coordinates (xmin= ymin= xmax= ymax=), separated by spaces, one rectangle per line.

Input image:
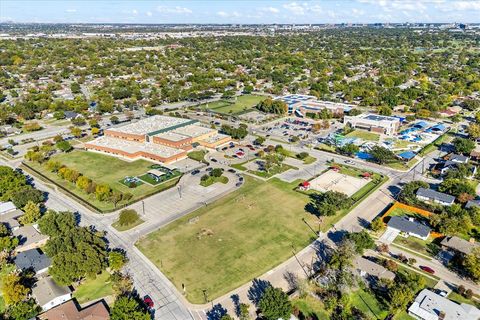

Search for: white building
xmin=408 ymin=289 xmax=480 ymax=320
xmin=32 ymin=277 xmax=72 ymax=311
xmin=343 ymin=113 xmax=401 ymax=136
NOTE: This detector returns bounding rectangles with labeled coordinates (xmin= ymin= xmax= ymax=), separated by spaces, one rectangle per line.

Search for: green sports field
xmin=26 ymin=150 xmax=180 ymax=211
xmin=136 ymin=176 xmax=318 ymax=303
xmin=199 ymin=94 xmax=265 ymax=115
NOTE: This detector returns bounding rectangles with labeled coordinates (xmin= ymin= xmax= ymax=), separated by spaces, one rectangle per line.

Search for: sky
xmin=1 ymin=0 xmax=480 ymax=24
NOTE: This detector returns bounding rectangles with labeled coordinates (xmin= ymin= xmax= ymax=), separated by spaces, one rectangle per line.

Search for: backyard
xmin=25 ymin=150 xmax=181 ymax=211
xmin=73 ymin=271 xmax=114 ymax=304
xmin=136 ymin=176 xmax=318 ymax=303
xmin=199 ymin=94 xmax=265 ymax=115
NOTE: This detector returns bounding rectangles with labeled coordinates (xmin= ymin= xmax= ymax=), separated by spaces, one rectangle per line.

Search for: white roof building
xmin=408 ymin=289 xmax=480 ymax=320
xmin=0 ymin=201 xmax=16 ymax=215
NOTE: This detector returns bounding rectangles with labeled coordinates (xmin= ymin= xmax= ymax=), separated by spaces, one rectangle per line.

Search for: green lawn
xmin=200 ymin=175 xmax=228 ymax=187
xmin=448 ymin=292 xmax=480 ymax=308
xmin=136 ymin=176 xmax=318 ymax=303
xmin=199 ymin=95 xmax=265 ymax=115
xmin=187 ymin=150 xmax=208 ymax=163
xmin=292 ymin=295 xmax=329 ymax=319
xmin=73 ymin=271 xmax=114 ymax=304
xmin=26 ymin=150 xmax=181 ymax=212
xmin=346 ymin=130 xmax=380 ymax=142
xmin=350 ymin=288 xmax=389 ymax=320
xmin=393 ymin=235 xmax=438 ymax=258
xmin=112 ymin=217 xmax=145 ymax=232
xmin=249 ymin=163 xmax=297 ymax=179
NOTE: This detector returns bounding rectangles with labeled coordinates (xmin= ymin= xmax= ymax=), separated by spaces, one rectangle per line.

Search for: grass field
xmin=27 ymin=151 xmax=181 ymax=211
xmin=187 ymin=150 xmax=208 ymax=163
xmin=136 ymin=176 xmax=318 ymax=303
xmin=292 ymin=295 xmax=329 ymax=319
xmin=346 ymin=130 xmax=380 ymax=142
xmin=73 ymin=271 xmax=113 ymax=304
xmin=448 ymin=292 xmax=480 ymax=308
xmin=200 ymin=175 xmax=228 ymax=187
xmin=199 ymin=94 xmax=265 ymax=115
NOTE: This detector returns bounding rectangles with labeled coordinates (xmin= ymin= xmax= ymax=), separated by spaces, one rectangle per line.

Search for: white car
xmin=344 ymin=160 xmax=354 ymax=164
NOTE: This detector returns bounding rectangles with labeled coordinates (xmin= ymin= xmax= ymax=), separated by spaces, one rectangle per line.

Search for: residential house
xmin=416 ymin=188 xmax=455 ymax=206
xmin=38 ymin=300 xmax=110 ymax=320
xmin=33 ymin=277 xmax=72 ymax=311
xmin=14 ymin=248 xmax=51 ymax=275
xmin=387 ymin=216 xmax=431 ymax=240
xmin=408 ymin=289 xmax=480 ymax=320
xmin=0 ymin=208 xmax=24 ymax=231
xmin=353 ymin=256 xmax=395 ymax=281
xmin=440 ymin=236 xmax=479 ymax=256
xmin=465 ymin=199 xmax=480 ymax=209
xmin=0 ymin=201 xmax=17 ymax=215
xmin=64 ymin=111 xmax=80 ymax=120
xmin=12 ymin=225 xmax=49 ymax=253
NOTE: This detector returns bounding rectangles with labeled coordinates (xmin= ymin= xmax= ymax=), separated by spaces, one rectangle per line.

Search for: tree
xmin=398 ymin=180 xmax=429 ymax=204
xmin=239 ymin=303 xmax=250 ymax=320
xmin=110 ymin=116 xmax=119 ymax=124
xmin=463 ymin=247 xmax=480 ymax=282
xmin=344 ymin=230 xmax=375 ymax=254
xmin=388 ymin=284 xmax=414 ymax=311
xmin=210 ymin=168 xmax=223 ymax=178
xmin=439 ymin=178 xmax=475 ymax=197
xmin=109 ymin=251 xmax=128 ymax=271
xmin=91 ymin=127 xmax=100 ymax=136
xmin=18 ymin=201 xmax=41 ymax=225
xmin=467 ymin=123 xmax=480 ymax=140
xmin=384 ymin=259 xmax=398 ymax=272
xmin=1 ymin=272 xmax=29 ymax=305
xmin=337 ymin=143 xmax=359 ymax=156
xmin=76 ymin=176 xmax=91 ymax=192
xmin=95 ymin=184 xmax=111 ymax=201
xmin=5 ymin=299 xmax=40 ymax=320
xmin=70 ymin=126 xmax=82 ymax=138
xmin=369 ymin=146 xmax=397 ymax=164
xmin=309 ymin=191 xmax=352 ymax=217
xmin=452 ymin=137 xmax=475 ymax=155
xmin=254 ymin=136 xmax=265 ymax=145
xmin=10 ymin=186 xmax=44 ymax=208
xmin=110 ymin=296 xmax=149 ymax=320
xmin=56 ymin=140 xmax=72 ymax=152
xmin=110 ymin=272 xmax=133 ymax=296
xmin=370 ymin=217 xmax=384 ymax=232
xmin=38 ymin=210 xmax=76 ymax=237
xmin=118 ymin=209 xmax=139 ymax=226
xmin=258 ymin=286 xmax=292 ymax=320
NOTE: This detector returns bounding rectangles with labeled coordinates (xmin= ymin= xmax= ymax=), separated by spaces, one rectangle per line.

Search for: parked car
xmin=211 ymin=158 xmax=218 ymax=162
xmin=344 ymin=160 xmax=354 ymax=164
xmin=206 ymin=167 xmax=213 ymax=172
xmin=228 ymin=169 xmax=236 ymax=173
xmin=143 ymin=296 xmax=154 ymax=309
xmin=191 ymin=169 xmax=200 ymax=175
xmin=236 ymin=182 xmax=242 ymax=187
xmin=420 ymin=266 xmax=435 ymax=274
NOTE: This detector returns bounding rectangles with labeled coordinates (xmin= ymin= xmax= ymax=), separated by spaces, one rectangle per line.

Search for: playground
xmin=309 ymin=169 xmax=369 ymax=196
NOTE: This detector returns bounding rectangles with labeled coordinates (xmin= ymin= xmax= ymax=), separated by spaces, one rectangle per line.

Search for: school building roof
xmin=107 ymin=115 xmax=197 ymax=136
xmin=398 ymin=151 xmax=416 ymax=160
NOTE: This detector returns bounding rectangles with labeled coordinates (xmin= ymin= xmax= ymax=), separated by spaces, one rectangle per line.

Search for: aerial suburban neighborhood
xmin=0 ymin=1 xmax=480 ymax=320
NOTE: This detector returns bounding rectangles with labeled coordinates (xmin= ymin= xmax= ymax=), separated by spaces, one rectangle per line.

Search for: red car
xmin=420 ymin=266 xmax=435 ymax=274
xmin=143 ymin=295 xmax=154 ymax=309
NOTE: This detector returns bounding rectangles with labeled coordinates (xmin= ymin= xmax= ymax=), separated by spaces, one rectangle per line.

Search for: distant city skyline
xmin=1 ymin=0 xmax=480 ymax=24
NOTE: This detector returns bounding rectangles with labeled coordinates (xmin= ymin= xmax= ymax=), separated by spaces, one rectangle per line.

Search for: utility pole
xmin=291 ymin=244 xmax=309 ymax=279
xmin=142 ymin=200 xmax=145 ymax=217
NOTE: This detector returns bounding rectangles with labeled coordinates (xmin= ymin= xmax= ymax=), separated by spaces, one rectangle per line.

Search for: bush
xmin=296 ymin=152 xmax=309 ymax=160
xmin=118 ymin=209 xmax=139 ymax=226
xmin=210 ymin=168 xmax=223 ymax=178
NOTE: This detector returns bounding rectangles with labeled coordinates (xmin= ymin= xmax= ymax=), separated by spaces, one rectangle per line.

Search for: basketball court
xmin=309 ymin=169 xmax=369 ymax=196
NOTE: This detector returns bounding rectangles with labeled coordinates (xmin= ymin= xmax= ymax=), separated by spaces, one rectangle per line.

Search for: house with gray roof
xmin=416 ymin=188 xmax=455 ymax=206
xmin=465 ymin=199 xmax=480 ymax=209
xmin=441 ymin=236 xmax=479 ymax=256
xmin=387 ymin=216 xmax=431 ymax=240
xmin=14 ymin=248 xmax=51 ymax=274
xmin=353 ymin=256 xmax=395 ymax=281
xmin=408 ymin=289 xmax=480 ymax=320
xmin=32 ymin=277 xmax=72 ymax=311
xmin=0 ymin=209 xmax=24 ymax=231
